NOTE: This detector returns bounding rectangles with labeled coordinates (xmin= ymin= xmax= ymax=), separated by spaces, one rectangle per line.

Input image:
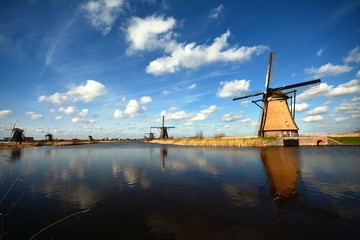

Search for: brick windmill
xmin=151 ymin=116 xmax=175 ymax=139
xmin=233 ymin=52 xmax=320 ymax=137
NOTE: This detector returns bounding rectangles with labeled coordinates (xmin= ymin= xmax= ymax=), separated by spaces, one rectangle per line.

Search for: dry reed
xmin=150 ymin=137 xmax=276 ymax=147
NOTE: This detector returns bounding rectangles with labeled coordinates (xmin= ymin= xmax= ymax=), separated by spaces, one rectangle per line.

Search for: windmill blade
xmin=233 ymin=92 xmax=264 ymax=101
xmin=12 ymin=117 xmax=18 ymax=130
xmin=265 ymin=52 xmax=273 ymax=93
xmin=271 ymin=79 xmax=321 ymax=92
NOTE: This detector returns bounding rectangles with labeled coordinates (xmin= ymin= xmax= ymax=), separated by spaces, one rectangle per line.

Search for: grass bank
xmin=328 ymin=136 xmax=360 ymax=145
xmin=150 ymin=137 xmax=277 ymax=147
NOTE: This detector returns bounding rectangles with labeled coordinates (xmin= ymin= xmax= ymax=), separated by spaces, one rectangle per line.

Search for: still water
xmin=0 ymin=143 xmax=359 ymax=239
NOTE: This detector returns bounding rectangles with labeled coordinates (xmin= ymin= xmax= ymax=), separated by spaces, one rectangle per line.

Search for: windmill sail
xmin=265 ymin=52 xmax=272 ymax=92
xmin=233 ymin=52 xmax=321 ymax=137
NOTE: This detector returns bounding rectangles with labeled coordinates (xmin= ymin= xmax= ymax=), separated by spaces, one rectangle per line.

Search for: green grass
xmin=329 ymin=137 xmax=360 ymax=145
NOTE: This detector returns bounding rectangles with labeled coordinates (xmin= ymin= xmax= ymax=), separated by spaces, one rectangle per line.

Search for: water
xmin=0 ymin=143 xmax=359 ymax=239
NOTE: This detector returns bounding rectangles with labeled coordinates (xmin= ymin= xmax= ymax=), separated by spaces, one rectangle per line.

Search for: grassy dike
xmin=150 ymin=137 xmax=278 ymax=147
xmin=328 ymin=136 xmax=360 ymax=145
xmin=151 ymin=136 xmax=360 ymax=147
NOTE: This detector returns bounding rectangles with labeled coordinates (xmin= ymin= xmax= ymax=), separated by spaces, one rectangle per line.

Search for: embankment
xmin=150 ymin=135 xmax=360 ymax=147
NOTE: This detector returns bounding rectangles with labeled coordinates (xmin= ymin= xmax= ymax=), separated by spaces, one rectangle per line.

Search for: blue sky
xmin=0 ymin=0 xmax=359 ymax=140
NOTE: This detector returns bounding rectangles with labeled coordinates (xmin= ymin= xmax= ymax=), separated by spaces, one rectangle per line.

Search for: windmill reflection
xmin=2 ymin=148 xmax=22 ymax=162
xmin=160 ymin=148 xmax=168 ymax=169
xmin=260 ymin=147 xmax=300 ymax=200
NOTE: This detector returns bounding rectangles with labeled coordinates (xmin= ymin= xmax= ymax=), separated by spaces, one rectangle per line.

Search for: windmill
xmin=151 ymin=116 xmax=175 ymax=139
xmin=144 ymin=129 xmax=155 ymax=141
xmin=233 ymin=52 xmax=321 ymax=137
xmin=45 ymin=128 xmax=54 ymax=141
xmin=5 ymin=118 xmax=25 ymax=143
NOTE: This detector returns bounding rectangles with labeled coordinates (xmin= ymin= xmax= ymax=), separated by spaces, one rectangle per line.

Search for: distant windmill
xmin=5 ymin=118 xmax=25 ymax=143
xmin=233 ymin=52 xmax=321 ymax=137
xmin=45 ymin=128 xmax=54 ymax=141
xmin=144 ymin=129 xmax=155 ymax=141
xmin=151 ymin=116 xmax=175 ymax=139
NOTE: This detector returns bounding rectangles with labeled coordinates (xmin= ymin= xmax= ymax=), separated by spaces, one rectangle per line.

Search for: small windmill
xmin=45 ymin=128 xmax=54 ymax=141
xmin=151 ymin=116 xmax=175 ymax=139
xmin=233 ymin=52 xmax=320 ymax=137
xmin=144 ymin=129 xmax=155 ymax=141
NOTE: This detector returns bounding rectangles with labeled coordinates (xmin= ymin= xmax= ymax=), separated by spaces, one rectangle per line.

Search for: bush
xmin=195 ymin=130 xmax=204 ymax=139
xmin=214 ymin=133 xmax=226 ymax=138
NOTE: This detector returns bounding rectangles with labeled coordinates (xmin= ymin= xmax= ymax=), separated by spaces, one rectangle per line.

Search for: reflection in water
xmin=221 ymin=184 xmax=260 ymax=207
xmin=160 ymin=148 xmax=167 ymax=169
xmin=260 ymin=147 xmax=300 ymax=200
xmin=1 ymin=148 xmax=22 ymax=162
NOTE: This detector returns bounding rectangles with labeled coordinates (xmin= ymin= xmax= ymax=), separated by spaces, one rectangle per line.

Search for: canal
xmin=0 ymin=143 xmax=359 ymax=239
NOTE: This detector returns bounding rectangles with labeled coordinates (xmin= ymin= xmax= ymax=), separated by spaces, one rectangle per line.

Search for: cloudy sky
xmin=0 ymin=0 xmax=359 ymax=140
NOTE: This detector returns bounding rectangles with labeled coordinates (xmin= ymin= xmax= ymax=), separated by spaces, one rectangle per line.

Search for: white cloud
xmin=217 ymin=79 xmax=251 ymax=98
xmin=26 ymin=112 xmax=42 ymax=120
xmin=189 ymin=105 xmax=219 ymax=122
xmin=0 ymin=110 xmax=13 ymax=118
xmin=140 ymin=96 xmax=152 ymax=104
xmin=334 ymin=117 xmax=351 ymax=123
xmin=125 ymin=15 xmax=268 ymax=75
xmin=85 ymin=119 xmax=96 ymax=124
xmin=316 ymin=48 xmax=323 ymax=57
xmin=302 ymin=115 xmax=324 ymax=122
xmin=327 ymin=79 xmax=360 ymax=96
xmin=304 ymin=63 xmax=353 ymax=78
xmin=307 ymin=106 xmax=328 ymax=115
xmin=343 ymin=46 xmax=360 ymax=64
xmin=72 ymin=117 xmax=84 ymax=123
xmin=55 ymin=116 xmax=63 ymax=121
xmin=79 ymin=109 xmax=89 ymax=117
xmin=82 ymin=0 xmax=125 ymax=35
xmin=297 ymin=79 xmax=360 ymax=101
xmin=240 ymin=118 xmax=257 ymax=126
xmin=39 ymin=80 xmax=107 ymax=104
xmin=160 ymin=109 xmax=190 ymax=120
xmin=113 ymin=99 xmax=146 ymax=119
xmin=162 ymin=90 xmax=169 ymax=96
xmin=208 ymin=4 xmax=224 ymax=21
xmin=295 ymin=103 xmax=309 ymax=112
xmin=146 ymin=30 xmax=269 ymax=75
xmin=125 ymin=15 xmax=177 ymax=54
xmin=59 ymin=106 xmax=76 ymax=115
xmin=334 ymin=97 xmax=360 ymax=118
xmin=223 ymin=112 xmax=242 ymax=122
xmin=188 ymin=83 xmax=197 ymax=90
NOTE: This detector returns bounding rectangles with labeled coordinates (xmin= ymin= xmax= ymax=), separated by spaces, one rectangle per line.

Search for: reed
xmin=150 ymin=137 xmax=277 ymax=147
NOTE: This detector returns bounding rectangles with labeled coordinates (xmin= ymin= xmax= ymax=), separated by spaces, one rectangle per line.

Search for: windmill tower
xmin=151 ymin=116 xmax=175 ymax=139
xmin=233 ymin=52 xmax=320 ymax=137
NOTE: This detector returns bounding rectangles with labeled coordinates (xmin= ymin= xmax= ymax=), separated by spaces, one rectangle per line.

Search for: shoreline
xmin=1 ymin=135 xmax=359 ymax=149
xmin=150 ymin=135 xmax=360 ymax=147
xmin=0 ymin=139 xmax=130 ymax=149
